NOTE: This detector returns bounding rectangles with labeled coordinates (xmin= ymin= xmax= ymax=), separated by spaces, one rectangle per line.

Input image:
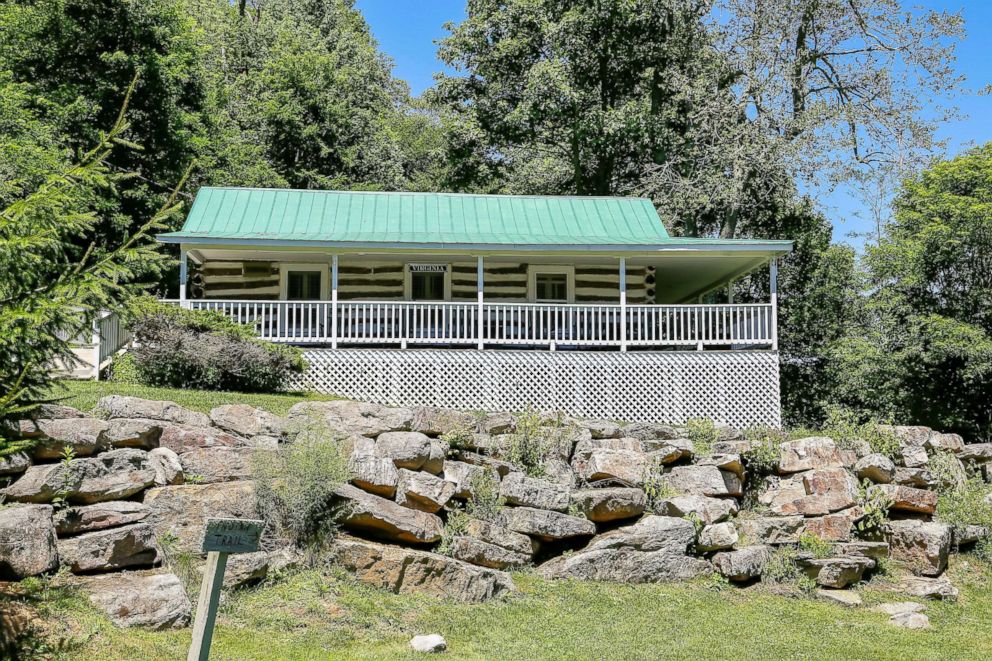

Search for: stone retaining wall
xmin=2 ymin=396 xmax=990 ymax=630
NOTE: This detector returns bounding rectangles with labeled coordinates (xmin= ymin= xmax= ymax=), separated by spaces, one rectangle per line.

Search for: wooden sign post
xmin=187 ymin=518 xmax=264 ymax=661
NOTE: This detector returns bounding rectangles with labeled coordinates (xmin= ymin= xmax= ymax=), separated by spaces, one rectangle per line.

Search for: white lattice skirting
xmin=290 ymin=349 xmax=782 ymax=429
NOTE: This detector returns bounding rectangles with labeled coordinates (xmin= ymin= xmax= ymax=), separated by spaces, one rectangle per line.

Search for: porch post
xmin=619 ymin=257 xmax=627 ymax=352
xmin=331 ymin=254 xmax=339 ymax=349
xmin=477 ymin=256 xmax=484 ymax=350
xmin=770 ymin=258 xmax=778 ymax=350
xmin=179 ymin=248 xmax=189 ymax=309
xmin=727 ymin=279 xmax=734 ymax=304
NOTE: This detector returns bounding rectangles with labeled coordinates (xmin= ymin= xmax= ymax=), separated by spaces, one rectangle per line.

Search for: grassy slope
xmin=52 ymin=381 xmax=339 ymax=416
xmin=33 ymin=561 xmax=992 ymax=660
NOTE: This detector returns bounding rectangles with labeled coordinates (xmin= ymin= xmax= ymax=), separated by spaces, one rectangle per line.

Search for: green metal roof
xmin=158 ymin=187 xmax=792 ymax=253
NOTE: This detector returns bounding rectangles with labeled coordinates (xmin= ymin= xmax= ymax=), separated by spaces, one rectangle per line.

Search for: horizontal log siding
xmin=196 ymin=259 xmax=647 ymax=303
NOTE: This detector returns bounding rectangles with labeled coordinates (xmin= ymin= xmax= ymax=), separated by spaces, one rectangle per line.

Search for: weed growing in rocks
xmin=505 ymin=409 xmax=576 ymax=478
xmin=437 ymin=508 xmax=470 ymax=557
xmin=156 ymin=531 xmax=200 ymax=597
xmin=798 ymin=532 xmax=833 ymax=559
xmin=741 ymin=426 xmax=787 ymax=477
xmin=440 ymin=427 xmax=475 ymax=455
xmin=642 ymin=460 xmax=678 ymax=512
xmin=252 ymin=415 xmax=350 ymax=555
xmin=929 ymin=450 xmax=967 ymax=492
xmin=685 ymin=418 xmax=719 ymax=456
xmin=464 ymin=468 xmax=504 ymax=522
xmin=856 ymin=479 xmax=892 ymax=537
xmin=817 ymin=407 xmax=899 ymax=458
xmin=937 ymin=478 xmax=992 ymax=555
xmin=760 ymin=547 xmax=801 ymax=584
xmin=52 ymin=446 xmax=75 ymax=510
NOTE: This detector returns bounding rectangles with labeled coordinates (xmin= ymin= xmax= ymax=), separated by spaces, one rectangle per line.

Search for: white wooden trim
xmin=278 ymin=263 xmax=329 ymax=301
xmin=527 ymin=265 xmax=575 ymax=303
xmin=403 ymin=262 xmax=452 ymax=301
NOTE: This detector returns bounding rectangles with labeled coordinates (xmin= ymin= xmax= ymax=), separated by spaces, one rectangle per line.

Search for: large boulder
xmin=0 ymin=505 xmax=58 ymax=579
xmin=801 ymin=508 xmax=864 ymax=542
xmin=462 ymin=518 xmax=534 ymax=557
xmin=450 ymin=537 xmax=530 ymax=570
xmin=926 ymin=433 xmax=965 ymax=454
xmin=31 ymin=418 xmax=109 ymax=459
xmin=879 ymin=426 xmax=931 ymax=449
xmin=210 ymin=404 xmax=288 ymax=438
xmin=958 ymin=443 xmax=992 ymax=464
xmin=349 ymin=450 xmax=401 ymax=499
xmin=96 ymin=395 xmax=210 ymax=428
xmin=288 ymin=400 xmax=413 ymax=437
xmin=499 ymin=472 xmax=570 ymax=512
xmin=537 ymin=516 xmax=710 ymax=583
xmin=178 ymin=447 xmax=254 ymax=484
xmin=144 ymin=481 xmax=256 ymax=553
xmin=572 ymin=448 xmax=649 ymax=486
xmin=897 ymin=575 xmax=959 ymax=601
xmin=333 ymin=536 xmax=514 ymax=602
xmin=334 ymin=484 xmax=442 ymax=544
xmin=410 ymin=407 xmax=477 ymax=437
xmin=502 ymin=507 xmax=596 ymax=541
xmin=697 ymin=522 xmax=738 ymax=552
xmin=157 ymin=424 xmax=247 ymax=452
xmin=854 ymin=453 xmax=896 ymax=484
xmin=54 ymin=501 xmax=150 ymax=536
xmin=655 ymin=494 xmax=738 ymax=525
xmin=662 ymin=465 xmax=742 ymax=497
xmin=81 ymin=571 xmax=191 ymax=629
xmin=735 ymin=515 xmax=804 ymax=545
xmin=57 ymin=522 xmax=157 ymax=573
xmin=395 ymin=469 xmax=456 ymax=513
xmin=3 ymin=449 xmax=155 ymax=505
xmin=885 ymin=520 xmax=951 ymax=577
xmin=778 ymin=437 xmax=847 ymax=473
xmin=148 ymin=447 xmax=184 ymax=487
xmin=712 ymin=546 xmax=771 ymax=582
xmin=620 ymin=422 xmax=680 ymax=441
xmin=871 ymin=484 xmax=937 ymax=515
xmin=759 ymin=468 xmax=858 ymax=516
xmin=375 ymin=432 xmax=434 ymax=471
xmin=101 ymin=418 xmax=163 ymax=450
xmin=443 ymin=460 xmax=492 ymax=500
xmin=570 ymin=488 xmax=646 ymax=522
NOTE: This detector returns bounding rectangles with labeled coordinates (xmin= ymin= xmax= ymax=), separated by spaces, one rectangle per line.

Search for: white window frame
xmin=403 ymin=263 xmax=452 ymax=301
xmin=279 ymin=263 xmax=329 ymax=300
xmin=527 ymin=265 xmax=575 ymax=303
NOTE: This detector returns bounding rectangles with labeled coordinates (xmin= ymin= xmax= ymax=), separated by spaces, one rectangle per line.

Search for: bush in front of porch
xmin=117 ymin=298 xmax=305 ymax=393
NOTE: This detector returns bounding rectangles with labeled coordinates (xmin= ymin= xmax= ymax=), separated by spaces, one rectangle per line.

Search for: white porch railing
xmin=171 ymin=300 xmax=775 ymax=350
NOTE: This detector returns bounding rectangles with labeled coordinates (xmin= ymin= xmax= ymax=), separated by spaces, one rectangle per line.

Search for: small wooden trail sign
xmin=187 ymin=518 xmax=264 ymax=661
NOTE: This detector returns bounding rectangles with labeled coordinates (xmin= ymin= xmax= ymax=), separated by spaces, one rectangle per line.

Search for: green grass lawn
xmin=25 ymin=559 xmax=992 ymax=660
xmin=52 ymin=381 xmax=339 ymax=416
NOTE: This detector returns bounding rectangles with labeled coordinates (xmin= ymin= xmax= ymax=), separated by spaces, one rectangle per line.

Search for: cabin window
xmin=410 ymin=270 xmax=446 ymax=301
xmin=287 ymin=271 xmax=322 ymax=300
xmin=528 ymin=265 xmax=575 ymax=303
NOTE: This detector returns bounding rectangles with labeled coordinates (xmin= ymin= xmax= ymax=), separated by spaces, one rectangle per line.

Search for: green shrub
xmin=937 ymin=478 xmax=992 ymax=552
xmin=685 ymin=418 xmax=719 ymax=456
xmin=760 ymin=547 xmax=801 ymax=584
xmin=818 ymin=407 xmax=900 ymax=458
xmin=109 ymin=352 xmax=141 ymax=385
xmin=798 ymin=532 xmax=833 ymax=559
xmin=504 ymin=409 xmax=575 ymax=478
xmin=929 ymin=450 xmax=967 ymax=493
xmin=856 ymin=479 xmax=892 ymax=538
xmin=742 ymin=426 xmax=788 ymax=477
xmin=252 ymin=416 xmax=350 ymax=554
xmin=464 ymin=468 xmax=504 ymax=522
xmin=642 ymin=459 xmax=678 ymax=512
xmin=124 ymin=298 xmax=305 ymax=392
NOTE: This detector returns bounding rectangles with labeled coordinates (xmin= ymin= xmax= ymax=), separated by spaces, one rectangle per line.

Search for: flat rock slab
xmin=873 ymin=601 xmax=926 ymax=616
xmin=54 ymin=501 xmax=151 ymax=536
xmin=502 ymin=507 xmax=596 ymax=541
xmin=656 ymin=494 xmax=737 ymax=525
xmin=662 ymin=465 xmax=742 ymax=497
xmin=57 ymin=522 xmax=157 ymax=573
xmin=334 ymin=484 xmax=442 ymax=544
xmin=586 ymin=516 xmax=696 ymax=555
xmin=499 ymin=472 xmax=570 ymax=512
xmin=463 ymin=518 xmax=534 ymax=557
xmin=871 ymin=484 xmax=937 ymax=515
xmin=102 ymin=418 xmax=163 ymax=450
xmin=896 ymin=575 xmax=958 ymax=601
xmin=0 ymin=452 xmax=31 ymax=476
xmin=97 ymin=395 xmax=210 ymax=428
xmin=333 ymin=536 xmax=514 ymax=602
xmin=3 ymin=449 xmax=155 ymax=505
xmin=817 ymin=589 xmax=863 ymax=607
xmin=538 ymin=546 xmax=711 ymax=583
xmin=451 ymin=537 xmax=530 ymax=570
xmin=570 ymin=487 xmax=646 ymax=523
xmin=81 ymin=571 xmax=191 ymax=629
xmin=697 ymin=522 xmax=738 ymax=552
xmin=572 ymin=448 xmax=650 ymax=486
xmin=210 ymin=404 xmax=288 ymax=438
xmin=890 ymin=612 xmax=931 ymax=629
xmin=32 ymin=418 xmax=109 ymax=459
xmin=178 ymin=447 xmax=254 ymax=484
xmin=144 ymin=481 xmax=257 ymax=553
xmin=802 ymin=556 xmax=873 ymax=588
xmin=395 ymin=469 xmax=456 ymax=513
xmin=778 ymin=437 xmax=846 ymax=473
xmin=158 ymin=424 xmax=247 ymax=452
xmin=0 ymin=504 xmax=58 ymax=579
xmin=288 ymin=400 xmax=413 ymax=437
xmin=735 ymin=516 xmax=804 ymax=545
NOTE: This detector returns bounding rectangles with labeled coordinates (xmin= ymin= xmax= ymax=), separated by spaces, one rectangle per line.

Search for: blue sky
xmin=356 ymin=0 xmax=992 ymax=246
